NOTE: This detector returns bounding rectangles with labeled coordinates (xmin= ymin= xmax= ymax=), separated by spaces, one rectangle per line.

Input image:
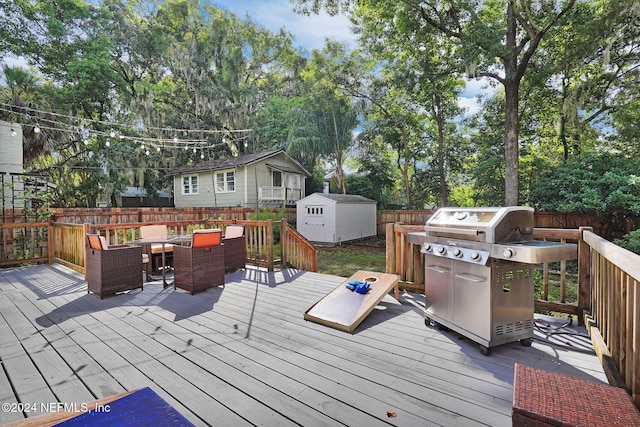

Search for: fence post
xmin=578 ymin=226 xmax=593 ymax=326
xmin=267 ymin=219 xmax=274 ymax=271
xmin=47 ymin=218 xmax=54 ymax=264
xmin=280 ymin=220 xmax=287 ymax=268
xmin=385 ymin=222 xmax=396 ymax=274
xmin=82 ymin=223 xmax=92 ymax=278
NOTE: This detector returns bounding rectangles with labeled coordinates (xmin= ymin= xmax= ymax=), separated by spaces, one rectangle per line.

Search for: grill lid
xmin=425 ymin=206 xmax=534 ymax=244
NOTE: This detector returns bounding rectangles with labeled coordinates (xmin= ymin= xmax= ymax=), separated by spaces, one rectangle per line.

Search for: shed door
xmin=304 ymin=205 xmax=326 ymax=241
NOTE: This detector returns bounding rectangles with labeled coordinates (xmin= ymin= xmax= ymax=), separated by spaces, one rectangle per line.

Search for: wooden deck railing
xmin=0 ymin=221 xmax=49 ymax=267
xmin=582 ymin=229 xmax=640 ymax=405
xmin=0 ymin=219 xmax=316 ymax=274
xmin=385 ymin=222 xmax=640 ymax=406
xmin=5 ymin=214 xmax=640 ymax=404
xmin=281 ymin=221 xmax=318 ymax=272
xmin=385 ymin=223 xmax=586 ymax=316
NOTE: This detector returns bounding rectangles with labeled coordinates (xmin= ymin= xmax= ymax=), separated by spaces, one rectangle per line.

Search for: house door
xmin=304 ymin=205 xmax=326 ymax=242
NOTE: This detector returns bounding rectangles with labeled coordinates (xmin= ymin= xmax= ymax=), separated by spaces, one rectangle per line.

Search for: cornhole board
xmin=304 ymin=270 xmax=400 ymax=333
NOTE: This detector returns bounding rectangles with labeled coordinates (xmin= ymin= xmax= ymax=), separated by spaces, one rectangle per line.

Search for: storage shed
xmin=296 ymin=193 xmax=377 ymax=244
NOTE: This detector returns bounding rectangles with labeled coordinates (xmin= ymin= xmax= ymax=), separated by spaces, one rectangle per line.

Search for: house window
xmin=216 ymin=171 xmax=235 ymax=192
xmin=182 ymin=175 xmax=198 ymax=195
xmin=272 ymin=170 xmax=282 ymax=187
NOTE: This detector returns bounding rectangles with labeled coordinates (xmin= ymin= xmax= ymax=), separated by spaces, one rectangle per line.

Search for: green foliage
xmin=614 ymin=230 xmax=640 ymax=255
xmin=532 ymin=151 xmax=640 ymax=215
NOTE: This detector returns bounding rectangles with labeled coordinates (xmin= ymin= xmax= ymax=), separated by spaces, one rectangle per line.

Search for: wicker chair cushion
xmin=192 ymin=229 xmax=222 ymax=248
xmin=140 ymin=224 xmax=174 ymax=253
xmin=225 ymin=225 xmax=244 ymax=239
xmin=140 ymin=224 xmax=169 ymax=239
xmin=149 ymin=243 xmax=174 ymax=253
xmin=87 ymin=234 xmax=103 ymax=250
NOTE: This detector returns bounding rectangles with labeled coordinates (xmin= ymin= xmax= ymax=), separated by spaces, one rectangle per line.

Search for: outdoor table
xmin=132 ymin=235 xmax=191 ymax=287
xmin=304 ymin=270 xmax=399 ymax=332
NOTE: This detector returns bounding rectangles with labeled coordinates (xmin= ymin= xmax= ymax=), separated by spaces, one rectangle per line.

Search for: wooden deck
xmin=0 ymin=264 xmax=607 ymax=426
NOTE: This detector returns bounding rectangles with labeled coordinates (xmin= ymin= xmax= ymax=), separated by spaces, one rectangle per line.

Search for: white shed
xmin=296 ymin=193 xmax=377 ymax=244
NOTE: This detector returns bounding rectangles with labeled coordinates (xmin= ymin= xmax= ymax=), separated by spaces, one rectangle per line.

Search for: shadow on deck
xmin=0 ymin=264 xmax=607 ymax=426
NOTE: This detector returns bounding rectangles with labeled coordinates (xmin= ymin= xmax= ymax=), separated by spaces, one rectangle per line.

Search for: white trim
xmin=215 ymin=169 xmax=236 ymax=193
xmin=181 ymin=174 xmax=199 ymax=195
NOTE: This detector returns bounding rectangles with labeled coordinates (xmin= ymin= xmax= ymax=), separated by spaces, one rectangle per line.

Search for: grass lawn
xmin=316 ymin=237 xmax=387 ymax=277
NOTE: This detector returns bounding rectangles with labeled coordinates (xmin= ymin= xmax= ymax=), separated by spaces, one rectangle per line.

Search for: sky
xmin=211 ymin=0 xmax=355 ymax=53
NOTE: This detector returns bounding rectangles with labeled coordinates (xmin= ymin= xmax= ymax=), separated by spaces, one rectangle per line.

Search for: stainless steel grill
xmin=407 ymin=207 xmax=577 ymax=355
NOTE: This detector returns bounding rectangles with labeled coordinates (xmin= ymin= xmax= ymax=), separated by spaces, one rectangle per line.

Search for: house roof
xmin=170 ymin=149 xmax=311 ymax=176
xmin=300 ymin=193 xmax=377 ymax=204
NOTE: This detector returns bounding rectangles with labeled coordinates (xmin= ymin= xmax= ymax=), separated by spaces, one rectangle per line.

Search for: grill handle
xmin=454 ymin=273 xmax=486 ymax=283
xmin=425 ymin=226 xmax=484 ymax=237
xmin=426 ymin=265 xmax=451 ymax=274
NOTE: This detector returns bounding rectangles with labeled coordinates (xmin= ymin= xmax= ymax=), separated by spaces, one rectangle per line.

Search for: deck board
xmin=0 ymin=264 xmax=608 ymax=427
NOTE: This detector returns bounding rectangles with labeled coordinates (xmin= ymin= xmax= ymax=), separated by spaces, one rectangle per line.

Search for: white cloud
xmin=213 ymin=0 xmax=355 ymax=52
xmin=458 ymin=96 xmax=481 ymax=117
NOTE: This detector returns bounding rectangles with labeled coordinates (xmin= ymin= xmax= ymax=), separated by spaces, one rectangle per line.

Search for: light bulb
xmin=145 ymin=149 xmax=150 ymax=155
xmin=173 ymin=136 xmax=178 ymax=143
xmin=109 ymin=130 xmax=116 ymax=138
xmin=105 ymin=140 xmax=110 ymax=147
xmin=34 ymin=124 xmax=41 ymax=134
xmin=141 ymin=144 xmax=145 ymax=149
xmin=156 ymin=146 xmax=161 ymax=152
xmin=200 ymin=153 xmax=204 ymax=159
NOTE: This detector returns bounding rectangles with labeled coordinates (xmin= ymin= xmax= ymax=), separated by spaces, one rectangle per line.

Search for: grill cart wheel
xmin=479 ymin=345 xmax=491 ymax=356
xmin=437 ymin=323 xmax=450 ymax=332
xmin=520 ymin=337 xmax=533 ymax=347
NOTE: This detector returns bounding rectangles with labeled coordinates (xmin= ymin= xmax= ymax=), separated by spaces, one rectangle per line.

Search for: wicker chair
xmin=139 ymin=224 xmax=174 ymax=275
xmin=223 ymin=225 xmax=246 ymax=272
xmin=86 ymin=234 xmax=143 ymax=299
xmin=173 ymin=229 xmax=225 ymax=295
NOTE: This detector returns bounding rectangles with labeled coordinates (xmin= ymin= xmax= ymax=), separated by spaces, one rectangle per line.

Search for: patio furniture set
xmin=85 ymin=224 xmax=246 ymax=298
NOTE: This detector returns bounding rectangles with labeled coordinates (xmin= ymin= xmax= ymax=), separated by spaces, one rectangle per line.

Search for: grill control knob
xmin=423 ymin=243 xmax=432 ymax=252
xmin=470 ymin=251 xmax=481 ymax=261
xmin=502 ymin=248 xmax=514 ymax=258
xmin=437 ymin=246 xmax=447 ymax=255
xmin=452 ymin=248 xmax=462 ymax=258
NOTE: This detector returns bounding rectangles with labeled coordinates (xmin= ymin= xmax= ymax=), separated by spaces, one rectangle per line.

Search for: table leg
xmin=161 ymin=244 xmax=167 ymax=288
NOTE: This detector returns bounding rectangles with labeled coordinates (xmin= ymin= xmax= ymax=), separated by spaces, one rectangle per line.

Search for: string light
xmin=0 ymin=103 xmax=253 ymax=151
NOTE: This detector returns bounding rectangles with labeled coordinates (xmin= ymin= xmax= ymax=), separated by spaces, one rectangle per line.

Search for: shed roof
xmin=300 ymin=193 xmax=377 ymax=204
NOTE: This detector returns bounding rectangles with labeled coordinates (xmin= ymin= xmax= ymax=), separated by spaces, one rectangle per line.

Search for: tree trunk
xmin=434 ymin=95 xmax=449 ymax=207
xmin=503 ymin=2 xmax=520 ymax=206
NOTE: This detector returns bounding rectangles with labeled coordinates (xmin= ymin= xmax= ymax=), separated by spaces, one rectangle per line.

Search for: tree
xmin=292 ymin=0 xmax=597 ymax=205
xmin=531 ymin=151 xmax=640 ymax=237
